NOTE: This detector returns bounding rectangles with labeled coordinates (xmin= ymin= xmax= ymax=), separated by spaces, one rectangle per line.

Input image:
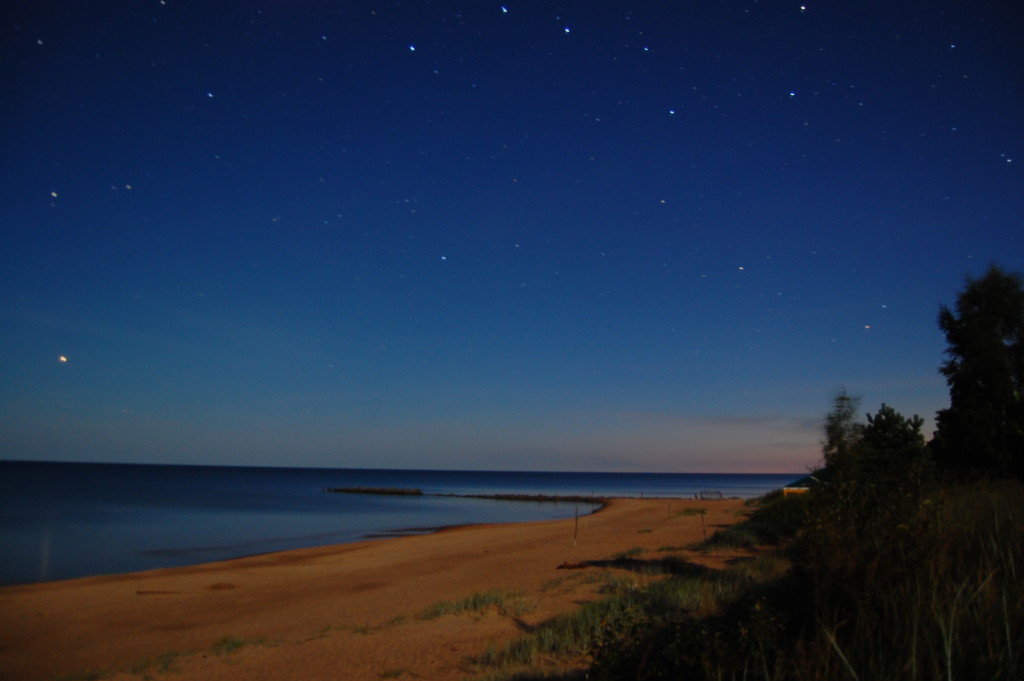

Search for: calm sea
xmin=0 ymin=461 xmax=798 ymax=586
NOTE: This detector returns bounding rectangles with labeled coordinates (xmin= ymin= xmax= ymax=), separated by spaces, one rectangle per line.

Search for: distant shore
xmin=0 ymin=497 xmax=748 ymax=681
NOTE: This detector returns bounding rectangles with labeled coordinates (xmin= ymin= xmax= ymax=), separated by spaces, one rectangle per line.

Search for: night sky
xmin=2 ymin=1 xmax=1021 ymax=472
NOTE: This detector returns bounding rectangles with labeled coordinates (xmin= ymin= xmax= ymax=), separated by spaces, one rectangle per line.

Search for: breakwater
xmin=325 ymin=486 xmax=607 ymax=505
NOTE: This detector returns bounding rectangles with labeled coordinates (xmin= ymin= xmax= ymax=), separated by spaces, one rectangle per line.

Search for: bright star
xmin=59 ymin=355 xmax=68 ymax=363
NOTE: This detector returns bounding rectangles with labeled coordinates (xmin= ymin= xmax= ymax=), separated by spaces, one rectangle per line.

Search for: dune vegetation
xmin=477 ymin=266 xmax=1024 ymax=680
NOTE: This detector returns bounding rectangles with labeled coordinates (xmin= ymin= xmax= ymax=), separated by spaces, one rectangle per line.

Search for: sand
xmin=0 ymin=497 xmax=749 ymax=681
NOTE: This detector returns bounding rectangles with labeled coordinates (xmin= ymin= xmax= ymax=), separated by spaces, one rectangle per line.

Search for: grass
xmin=122 ymin=649 xmax=193 ymax=680
xmin=312 ymin=623 xmax=345 ymax=638
xmin=342 ymin=614 xmax=408 ymax=636
xmin=419 ymin=590 xmax=536 ymax=620
xmin=210 ymin=636 xmax=243 ymax=655
xmin=609 ymin=546 xmax=645 ymax=560
xmin=587 ymin=570 xmax=638 ymax=594
xmin=792 ymin=479 xmax=1024 ymax=680
xmin=541 ymin=573 xmax=586 ymax=592
xmin=474 ymin=550 xmax=789 ymax=679
xmin=700 ymin=490 xmax=809 ymax=549
xmin=63 ymin=634 xmax=269 ymax=681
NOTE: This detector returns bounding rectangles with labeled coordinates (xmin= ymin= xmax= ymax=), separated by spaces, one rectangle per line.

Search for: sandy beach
xmin=0 ymin=497 xmax=748 ymax=681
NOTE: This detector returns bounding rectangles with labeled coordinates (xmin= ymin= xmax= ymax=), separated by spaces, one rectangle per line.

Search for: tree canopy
xmin=819 ymin=394 xmax=928 ymax=485
xmin=933 ymin=265 xmax=1024 ymax=478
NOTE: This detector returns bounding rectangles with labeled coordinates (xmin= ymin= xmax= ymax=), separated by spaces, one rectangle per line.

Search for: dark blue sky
xmin=2 ymin=1 xmax=1021 ymax=471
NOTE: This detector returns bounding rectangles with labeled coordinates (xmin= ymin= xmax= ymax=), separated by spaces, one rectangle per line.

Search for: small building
xmin=783 ymin=475 xmax=817 ymax=497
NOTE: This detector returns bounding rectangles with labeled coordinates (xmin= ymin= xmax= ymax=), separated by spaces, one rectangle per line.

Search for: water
xmin=0 ymin=461 xmax=798 ymax=586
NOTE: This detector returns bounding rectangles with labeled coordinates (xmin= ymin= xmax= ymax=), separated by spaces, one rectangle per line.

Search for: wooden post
xmin=573 ymin=503 xmax=579 ymax=545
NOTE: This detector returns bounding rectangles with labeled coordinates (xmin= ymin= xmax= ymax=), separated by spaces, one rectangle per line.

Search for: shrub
xmin=704 ymin=490 xmax=809 ymax=548
xmin=586 ymin=480 xmax=1023 ymax=680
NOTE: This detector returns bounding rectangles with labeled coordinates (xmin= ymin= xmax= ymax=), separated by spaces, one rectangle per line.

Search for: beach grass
xmin=698 ymin=489 xmax=809 ymax=549
xmin=791 ymin=479 xmax=1024 ymax=681
xmin=56 ymin=634 xmax=272 ymax=681
xmin=609 ymin=546 xmax=645 ymax=560
xmin=419 ymin=589 xmax=537 ymax=620
xmin=475 ymin=547 xmax=788 ymax=679
xmin=541 ymin=573 xmax=587 ymax=593
xmin=211 ymin=636 xmax=243 ymax=655
xmin=123 ymin=649 xmax=191 ymax=680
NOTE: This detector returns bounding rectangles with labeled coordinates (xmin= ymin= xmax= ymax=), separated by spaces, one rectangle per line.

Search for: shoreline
xmin=1 ymin=498 xmax=617 ymax=590
xmin=2 ymin=496 xmax=612 ymax=590
xmin=0 ymin=496 xmax=748 ymax=681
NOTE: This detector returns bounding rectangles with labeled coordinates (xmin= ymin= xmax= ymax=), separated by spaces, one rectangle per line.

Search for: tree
xmin=808 ymin=400 xmax=931 ymax=571
xmin=821 ymin=388 xmax=863 ymax=472
xmin=820 ymin=398 xmax=928 ymax=495
xmin=856 ymin=404 xmax=929 ymax=480
xmin=933 ymin=265 xmax=1024 ymax=478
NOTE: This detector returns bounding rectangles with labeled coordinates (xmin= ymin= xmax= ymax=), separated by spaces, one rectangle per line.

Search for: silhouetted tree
xmin=933 ymin=265 xmax=1024 ymax=478
xmin=854 ymin=404 xmax=932 ymax=507
xmin=821 ymin=388 xmax=862 ymax=472
xmin=806 ymin=401 xmax=931 ymax=588
xmin=818 ymin=401 xmax=929 ymax=516
xmin=857 ymin=404 xmax=927 ymax=473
